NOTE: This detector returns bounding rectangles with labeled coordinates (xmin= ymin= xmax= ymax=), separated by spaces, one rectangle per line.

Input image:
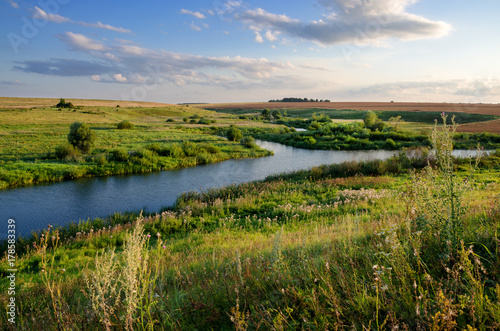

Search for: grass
xmin=0 ymin=102 xmax=275 ymax=189
xmin=1 ymin=119 xmax=500 ymax=329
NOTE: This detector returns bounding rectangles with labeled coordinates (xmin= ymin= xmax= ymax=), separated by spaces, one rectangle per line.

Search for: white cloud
xmin=180 ymin=9 xmax=206 ymax=19
xmin=254 ymin=31 xmax=263 ymax=43
xmin=233 ymin=0 xmax=451 ymax=46
xmin=33 ymin=6 xmax=70 ymax=23
xmin=79 ymin=21 xmax=131 ymax=33
xmin=113 ymin=74 xmax=127 ymax=82
xmin=190 ymin=22 xmax=202 ymax=31
xmin=264 ymin=30 xmax=278 ymax=42
xmin=8 ymin=0 xmax=19 ymax=9
xmin=351 ymin=78 xmax=500 ymax=101
xmin=30 ymin=6 xmax=131 ymax=33
xmin=17 ymin=33 xmax=295 ymax=87
xmin=61 ymin=32 xmax=107 ymax=51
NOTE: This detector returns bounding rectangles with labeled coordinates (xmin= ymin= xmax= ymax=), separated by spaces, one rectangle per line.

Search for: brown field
xmin=0 ymin=97 xmax=174 ymax=108
xmin=195 ymin=101 xmax=500 ymax=115
xmin=195 ymin=101 xmax=500 ymax=133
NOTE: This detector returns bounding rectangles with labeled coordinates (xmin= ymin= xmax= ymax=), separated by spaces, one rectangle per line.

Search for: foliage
xmin=226 ymin=126 xmax=243 ymax=142
xmin=117 ymin=120 xmax=134 ymax=130
xmin=55 ymin=143 xmax=80 ymax=160
xmin=67 ymin=122 xmax=96 ymax=153
xmin=55 ymin=98 xmax=74 ymax=108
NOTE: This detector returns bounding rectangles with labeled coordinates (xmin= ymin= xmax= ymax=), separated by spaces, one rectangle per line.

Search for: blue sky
xmin=1 ymin=0 xmax=499 ymax=104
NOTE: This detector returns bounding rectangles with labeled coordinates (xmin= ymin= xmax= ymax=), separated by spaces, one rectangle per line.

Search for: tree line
xmin=268 ymin=97 xmax=331 ymax=103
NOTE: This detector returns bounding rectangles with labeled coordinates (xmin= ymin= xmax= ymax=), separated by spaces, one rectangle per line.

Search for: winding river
xmin=0 ymin=141 xmax=479 ymax=239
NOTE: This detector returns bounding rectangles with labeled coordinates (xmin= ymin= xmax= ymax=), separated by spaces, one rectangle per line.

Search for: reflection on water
xmin=0 ymin=141 xmax=485 ymax=238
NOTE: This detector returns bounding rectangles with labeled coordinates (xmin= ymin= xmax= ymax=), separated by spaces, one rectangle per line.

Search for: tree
xmin=56 ymin=98 xmax=74 ymax=108
xmin=363 ymin=110 xmax=378 ymax=128
xmin=271 ymin=110 xmax=282 ymax=120
xmin=68 ymin=122 xmax=96 ymax=153
xmin=261 ymin=109 xmax=271 ymax=119
xmin=226 ymin=126 xmax=243 ymax=142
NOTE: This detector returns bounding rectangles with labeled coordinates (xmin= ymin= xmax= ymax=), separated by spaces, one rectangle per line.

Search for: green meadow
xmin=0 ymin=102 xmax=274 ymax=189
xmin=1 ymin=99 xmax=500 ymax=329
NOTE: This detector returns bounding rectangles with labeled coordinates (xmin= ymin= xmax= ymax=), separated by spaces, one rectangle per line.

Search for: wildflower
xmin=62 ymin=269 xmax=66 ymax=272
xmin=162 ymin=245 xmax=166 ymax=249
xmin=147 ymin=234 xmax=151 ymax=238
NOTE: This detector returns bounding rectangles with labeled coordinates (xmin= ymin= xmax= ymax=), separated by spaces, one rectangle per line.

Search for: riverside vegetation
xmin=0 ymin=100 xmax=273 ymax=189
xmin=1 ymin=115 xmax=500 ymax=329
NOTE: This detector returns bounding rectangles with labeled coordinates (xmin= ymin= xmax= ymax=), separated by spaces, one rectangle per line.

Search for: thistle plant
xmin=410 ymin=113 xmax=482 ymax=260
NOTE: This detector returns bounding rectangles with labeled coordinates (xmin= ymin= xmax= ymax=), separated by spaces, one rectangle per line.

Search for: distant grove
xmin=268 ymin=97 xmax=331 ymax=103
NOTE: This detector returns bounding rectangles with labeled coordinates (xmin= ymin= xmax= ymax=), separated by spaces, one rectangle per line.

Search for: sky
xmin=1 ymin=0 xmax=499 ymax=104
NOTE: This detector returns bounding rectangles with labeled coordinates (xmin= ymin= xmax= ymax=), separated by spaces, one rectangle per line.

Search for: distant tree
xmin=67 ymin=122 xmax=95 ymax=153
xmin=56 ymin=98 xmax=74 ymax=108
xmin=363 ymin=110 xmax=378 ymax=128
xmin=226 ymin=126 xmax=243 ymax=142
xmin=271 ymin=109 xmax=282 ymax=120
xmin=261 ymin=109 xmax=271 ymax=119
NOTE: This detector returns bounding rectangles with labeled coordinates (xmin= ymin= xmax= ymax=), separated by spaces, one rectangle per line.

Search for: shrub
xmin=202 ymin=144 xmax=221 ymax=154
xmin=166 ymin=119 xmax=175 ymax=123
xmin=182 ymin=141 xmax=200 ymax=157
xmin=167 ymin=144 xmax=184 ymax=158
xmin=308 ymin=121 xmax=322 ymax=131
xmin=68 ymin=122 xmax=96 ymax=153
xmin=198 ymin=118 xmax=212 ymax=125
xmin=241 ymin=136 xmax=256 ymax=149
xmin=227 ymin=126 xmax=243 ymax=142
xmin=117 ymin=120 xmax=134 ymax=130
xmin=183 ymin=117 xmax=188 ymax=122
xmin=110 ymin=148 xmax=129 ymax=162
xmin=55 ymin=143 xmax=79 ymax=160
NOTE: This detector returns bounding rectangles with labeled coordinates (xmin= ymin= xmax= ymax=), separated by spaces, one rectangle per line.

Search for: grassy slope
xmin=0 ymin=155 xmax=499 ymax=329
xmin=0 ymin=99 xmax=278 ymax=189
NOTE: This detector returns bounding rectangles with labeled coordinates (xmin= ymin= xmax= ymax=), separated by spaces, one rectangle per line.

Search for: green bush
xmin=117 ymin=120 xmax=134 ymax=130
xmin=55 ymin=143 xmax=79 ymax=160
xmin=110 ymin=148 xmax=129 ymax=162
xmin=202 ymin=144 xmax=221 ymax=154
xmin=167 ymin=144 xmax=185 ymax=158
xmin=166 ymin=119 xmax=175 ymax=123
xmin=227 ymin=126 xmax=243 ymax=142
xmin=67 ymin=122 xmax=96 ymax=153
xmin=241 ymin=136 xmax=256 ymax=149
xmin=198 ymin=118 xmax=212 ymax=125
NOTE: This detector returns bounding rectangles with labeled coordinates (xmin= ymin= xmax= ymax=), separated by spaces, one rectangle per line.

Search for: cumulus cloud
xmin=13 ymin=33 xmax=293 ymax=86
xmin=30 ymin=6 xmax=131 ymax=33
xmin=180 ymin=9 xmax=206 ymax=19
xmin=233 ymin=0 xmax=451 ymax=45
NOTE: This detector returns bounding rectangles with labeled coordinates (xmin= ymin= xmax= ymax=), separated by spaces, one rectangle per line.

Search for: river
xmin=0 ymin=140 xmax=480 ymax=239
